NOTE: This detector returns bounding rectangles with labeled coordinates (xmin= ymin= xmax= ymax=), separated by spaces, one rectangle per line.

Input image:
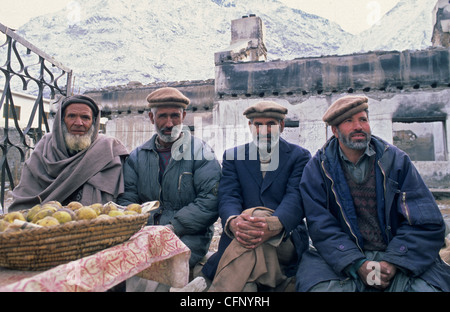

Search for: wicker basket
xmin=0 ymin=210 xmax=149 ymax=271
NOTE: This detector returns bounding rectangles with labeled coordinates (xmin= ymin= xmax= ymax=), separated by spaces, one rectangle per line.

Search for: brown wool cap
xmin=243 ymin=101 xmax=288 ymax=120
xmin=323 ymin=95 xmax=369 ymax=126
xmin=146 ymin=87 xmax=190 ymax=109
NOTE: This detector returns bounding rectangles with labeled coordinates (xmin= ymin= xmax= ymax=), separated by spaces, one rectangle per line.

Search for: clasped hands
xmin=228 ymin=214 xmax=281 ymax=249
xmin=358 ymin=260 xmax=397 ymax=290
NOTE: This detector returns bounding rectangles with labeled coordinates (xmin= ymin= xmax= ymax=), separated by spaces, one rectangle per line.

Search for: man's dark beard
xmin=337 ymin=128 xmax=371 ymax=150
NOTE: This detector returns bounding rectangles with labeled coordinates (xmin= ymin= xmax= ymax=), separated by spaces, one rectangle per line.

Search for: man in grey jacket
xmin=118 ymin=87 xmax=221 ymax=275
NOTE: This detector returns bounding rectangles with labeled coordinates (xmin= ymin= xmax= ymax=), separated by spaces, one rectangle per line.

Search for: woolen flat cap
xmin=243 ymin=101 xmax=288 ymax=120
xmin=323 ymin=95 xmax=369 ymax=126
xmin=146 ymin=87 xmax=190 ymax=109
xmin=61 ymin=94 xmax=99 ymax=117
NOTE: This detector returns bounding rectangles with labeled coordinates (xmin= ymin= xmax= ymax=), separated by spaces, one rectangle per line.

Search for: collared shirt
xmin=339 ymin=143 xmax=376 ymax=183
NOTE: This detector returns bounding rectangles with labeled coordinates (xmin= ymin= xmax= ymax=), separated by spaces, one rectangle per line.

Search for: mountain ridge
xmin=3 ymin=0 xmax=439 ymax=93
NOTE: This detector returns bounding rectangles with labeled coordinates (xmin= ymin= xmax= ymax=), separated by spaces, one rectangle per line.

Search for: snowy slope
xmin=2 ymin=0 xmax=438 ymax=93
xmin=339 ymin=0 xmax=437 ymax=54
xmin=9 ymin=0 xmax=352 ymax=92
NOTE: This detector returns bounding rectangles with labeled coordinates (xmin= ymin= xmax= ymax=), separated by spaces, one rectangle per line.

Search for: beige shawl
xmin=208 ymin=207 xmax=295 ymax=292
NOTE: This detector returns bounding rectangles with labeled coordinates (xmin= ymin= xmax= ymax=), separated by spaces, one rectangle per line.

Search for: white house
xmin=0 ymin=89 xmax=50 ymax=130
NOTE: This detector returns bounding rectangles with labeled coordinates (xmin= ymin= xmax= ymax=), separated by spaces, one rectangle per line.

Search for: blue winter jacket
xmin=297 ymin=135 xmax=450 ymax=291
xmin=202 ymin=138 xmax=311 ymax=280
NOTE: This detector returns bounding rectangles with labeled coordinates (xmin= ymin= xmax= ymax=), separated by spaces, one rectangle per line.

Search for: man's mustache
xmin=350 ymin=130 xmax=368 ymax=137
xmin=257 ymin=134 xmax=272 ymax=140
xmin=160 ymin=126 xmax=180 ymax=136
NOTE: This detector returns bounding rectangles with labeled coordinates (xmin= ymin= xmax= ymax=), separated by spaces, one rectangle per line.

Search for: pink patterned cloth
xmin=0 ymin=226 xmax=190 ymax=292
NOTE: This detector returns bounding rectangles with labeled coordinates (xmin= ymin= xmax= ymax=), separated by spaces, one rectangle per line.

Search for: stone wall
xmin=215 ymin=48 xmax=450 ymax=96
xmin=432 ymin=0 xmax=450 ymax=48
xmin=211 ymin=90 xmax=450 ymax=189
xmin=85 ymin=80 xmax=214 ymax=152
xmin=85 ymin=15 xmax=450 ymax=189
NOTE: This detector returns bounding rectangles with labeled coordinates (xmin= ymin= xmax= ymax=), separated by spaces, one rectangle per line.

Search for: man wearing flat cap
xmin=296 ymin=95 xmax=450 ymax=292
xmin=118 ymin=87 xmax=221 ymax=285
xmin=202 ymin=100 xmax=311 ymax=292
xmin=9 ymin=94 xmax=129 ymax=211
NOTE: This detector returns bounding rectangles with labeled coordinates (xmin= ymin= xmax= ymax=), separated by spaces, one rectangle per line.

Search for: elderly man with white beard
xmin=8 ymin=95 xmax=129 ymax=211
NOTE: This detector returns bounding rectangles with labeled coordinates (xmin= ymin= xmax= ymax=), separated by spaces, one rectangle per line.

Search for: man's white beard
xmin=155 ymin=124 xmax=183 ymax=143
xmin=62 ymin=122 xmax=94 ymax=155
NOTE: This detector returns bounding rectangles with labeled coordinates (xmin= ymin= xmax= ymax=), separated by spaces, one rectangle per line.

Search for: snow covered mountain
xmin=3 ymin=0 xmax=439 ymax=93
xmin=338 ymin=0 xmax=438 ymax=54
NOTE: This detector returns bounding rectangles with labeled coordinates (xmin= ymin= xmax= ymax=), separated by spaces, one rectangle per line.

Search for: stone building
xmin=432 ymin=0 xmax=450 ymax=48
xmin=85 ymin=4 xmax=450 ymax=190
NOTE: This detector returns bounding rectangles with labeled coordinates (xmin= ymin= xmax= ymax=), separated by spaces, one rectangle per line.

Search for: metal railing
xmin=0 ymin=23 xmax=73 ymax=210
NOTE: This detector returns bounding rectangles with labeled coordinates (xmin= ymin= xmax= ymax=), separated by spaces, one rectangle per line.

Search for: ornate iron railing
xmin=0 ymin=23 xmax=73 ymax=211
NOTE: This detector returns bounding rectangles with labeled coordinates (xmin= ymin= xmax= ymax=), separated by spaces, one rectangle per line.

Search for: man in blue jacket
xmin=202 ymin=101 xmax=311 ymax=292
xmin=296 ymin=95 xmax=450 ymax=292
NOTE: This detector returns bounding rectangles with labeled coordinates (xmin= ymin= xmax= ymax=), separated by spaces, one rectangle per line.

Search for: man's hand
xmin=229 ymin=214 xmax=281 ymax=249
xmin=357 ymin=260 xmax=397 ymax=290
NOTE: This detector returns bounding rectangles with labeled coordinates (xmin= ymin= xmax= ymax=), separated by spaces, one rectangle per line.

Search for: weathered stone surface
xmin=215 ymin=48 xmax=450 ymax=97
xmin=432 ymin=0 xmax=450 ymax=48
xmin=85 ymin=79 xmax=215 ymax=114
xmin=86 ymin=14 xmax=450 ymax=189
xmin=215 ymin=15 xmax=267 ymax=65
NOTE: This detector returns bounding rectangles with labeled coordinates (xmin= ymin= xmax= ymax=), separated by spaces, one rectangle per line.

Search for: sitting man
xmin=8 ymin=94 xmax=128 ymax=211
xmin=117 ymin=87 xmax=221 ymax=274
xmin=296 ymin=95 xmax=450 ymax=292
xmin=202 ymin=101 xmax=311 ymax=292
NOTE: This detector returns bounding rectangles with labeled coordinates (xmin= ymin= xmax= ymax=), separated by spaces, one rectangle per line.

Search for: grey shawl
xmin=8 ymin=100 xmax=129 ymax=212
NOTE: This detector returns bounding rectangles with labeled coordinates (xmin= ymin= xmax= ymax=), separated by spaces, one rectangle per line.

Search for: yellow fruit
xmin=67 ymin=201 xmax=83 ymax=211
xmin=36 ymin=216 xmax=60 ymax=227
xmin=3 ymin=211 xmax=26 ymax=223
xmin=76 ymin=207 xmax=97 ymax=220
xmin=89 ymin=203 xmax=103 ymax=215
xmin=0 ymin=220 xmax=10 ymax=232
xmin=26 ymin=204 xmax=42 ymax=222
xmin=124 ymin=210 xmax=138 ymax=215
xmin=32 ymin=208 xmax=57 ymax=223
xmin=44 ymin=201 xmax=62 ymax=209
xmin=57 ymin=208 xmax=76 ymax=219
xmin=52 ymin=210 xmax=73 ymax=224
xmin=108 ymin=210 xmax=125 ymax=217
xmin=125 ymin=203 xmax=142 ymax=214
xmin=102 ymin=203 xmax=118 ymax=215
